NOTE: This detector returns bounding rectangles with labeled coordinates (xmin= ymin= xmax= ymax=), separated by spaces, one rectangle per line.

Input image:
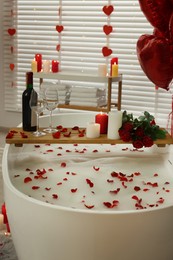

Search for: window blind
xmin=3 ymin=0 xmax=172 ymax=129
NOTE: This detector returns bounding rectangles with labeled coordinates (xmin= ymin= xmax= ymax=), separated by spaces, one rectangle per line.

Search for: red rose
xmin=142 ymin=136 xmax=154 ymax=147
xmin=132 ymin=140 xmax=143 ymax=149
xmin=119 ymin=129 xmax=131 ymax=142
xmin=135 ymin=127 xmax=144 ymax=137
xmin=150 ymin=119 xmax=156 ymax=125
xmin=122 ymin=122 xmax=133 ymax=131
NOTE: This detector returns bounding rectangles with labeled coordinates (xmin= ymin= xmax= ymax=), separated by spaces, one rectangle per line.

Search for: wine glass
xmin=29 ymin=89 xmax=46 ymax=136
xmin=43 ymin=85 xmax=59 ymax=133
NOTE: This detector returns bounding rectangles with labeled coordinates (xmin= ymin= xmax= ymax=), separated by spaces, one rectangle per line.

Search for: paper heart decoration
xmin=102 ymin=46 xmax=112 ymax=57
xmin=56 ymin=25 xmax=64 ymax=33
xmin=138 ymin=0 xmax=172 ymax=38
xmin=137 ymin=34 xmax=173 ymax=90
xmin=9 ymin=63 xmax=15 ymax=71
xmin=10 ymin=46 xmax=14 ymax=54
xmin=56 ymin=44 xmax=61 ymax=52
xmin=8 ymin=28 xmax=16 ymax=36
xmin=103 ymin=25 xmax=113 ymax=35
xmin=102 ymin=5 xmax=114 ymax=16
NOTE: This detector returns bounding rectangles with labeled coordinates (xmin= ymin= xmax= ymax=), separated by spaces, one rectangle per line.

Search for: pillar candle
xmin=98 ymin=64 xmax=107 ymax=77
xmin=43 ymin=60 xmax=50 ymax=73
xmin=107 ymin=111 xmax=123 ymax=139
xmin=110 ymin=57 xmax=118 ymax=76
xmin=95 ymin=113 xmax=108 ymax=134
xmin=31 ymin=59 xmax=37 ymax=73
xmin=52 ymin=60 xmax=59 ymax=73
xmin=112 ymin=64 xmax=118 ymax=77
xmin=35 ymin=54 xmax=42 ymax=72
xmin=86 ymin=122 xmax=100 ymax=138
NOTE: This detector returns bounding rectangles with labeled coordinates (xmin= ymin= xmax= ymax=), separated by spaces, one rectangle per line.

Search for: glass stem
xmin=37 ymin=113 xmax=40 ymax=132
xmin=49 ymin=110 xmax=53 ymax=129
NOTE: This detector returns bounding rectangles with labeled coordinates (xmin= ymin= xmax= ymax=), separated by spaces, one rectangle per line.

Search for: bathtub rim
xmin=3 ymin=141 xmax=173 ymax=216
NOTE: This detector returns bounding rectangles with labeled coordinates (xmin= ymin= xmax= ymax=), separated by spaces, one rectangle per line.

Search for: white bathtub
xmin=2 ymin=113 xmax=173 ymax=260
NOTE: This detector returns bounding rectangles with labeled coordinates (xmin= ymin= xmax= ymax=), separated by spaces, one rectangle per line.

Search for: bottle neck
xmin=26 ymin=72 xmax=33 ymax=89
xmin=27 ymin=83 xmax=33 ymax=89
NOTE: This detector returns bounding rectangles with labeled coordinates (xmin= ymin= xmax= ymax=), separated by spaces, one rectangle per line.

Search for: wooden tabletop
xmin=5 ymin=127 xmax=173 ymax=147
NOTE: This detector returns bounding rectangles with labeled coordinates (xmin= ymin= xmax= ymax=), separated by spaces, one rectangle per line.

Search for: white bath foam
xmin=9 ymin=143 xmax=173 ymax=211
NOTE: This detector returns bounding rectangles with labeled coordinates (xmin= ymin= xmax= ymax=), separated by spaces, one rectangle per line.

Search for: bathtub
xmin=2 ymin=112 xmax=173 ymax=260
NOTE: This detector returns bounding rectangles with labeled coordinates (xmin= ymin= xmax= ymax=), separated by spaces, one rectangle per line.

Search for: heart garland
xmin=102 ymin=5 xmax=114 ymax=16
xmin=101 ymin=4 xmax=114 ymax=57
xmin=56 ymin=25 xmax=64 ymax=33
xmin=8 ymin=28 xmax=16 ymax=36
xmin=102 ymin=46 xmax=112 ymax=57
xmin=10 ymin=63 xmax=15 ymax=71
xmin=8 ymin=24 xmax=16 ymax=76
xmin=103 ymin=25 xmax=113 ymax=35
xmin=56 ymin=44 xmax=61 ymax=52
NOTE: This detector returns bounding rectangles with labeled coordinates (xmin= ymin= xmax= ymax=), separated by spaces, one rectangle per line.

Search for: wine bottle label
xmin=31 ymin=109 xmax=37 ymax=127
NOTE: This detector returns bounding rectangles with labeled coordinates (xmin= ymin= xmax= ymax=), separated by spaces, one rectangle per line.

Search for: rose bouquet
xmin=118 ymin=111 xmax=166 ymax=149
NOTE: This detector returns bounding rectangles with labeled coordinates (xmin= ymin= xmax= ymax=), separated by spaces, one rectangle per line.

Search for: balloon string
xmin=167 ymin=94 xmax=173 ymax=138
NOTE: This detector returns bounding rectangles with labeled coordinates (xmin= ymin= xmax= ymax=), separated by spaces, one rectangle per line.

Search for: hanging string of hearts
xmin=7 ymin=8 xmax=16 ymax=88
xmin=102 ymin=3 xmax=114 ymax=58
xmin=55 ymin=4 xmax=64 ymax=65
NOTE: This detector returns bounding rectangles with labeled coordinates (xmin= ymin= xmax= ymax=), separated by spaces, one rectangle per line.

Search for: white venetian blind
xmin=3 ymin=0 xmax=172 ymax=128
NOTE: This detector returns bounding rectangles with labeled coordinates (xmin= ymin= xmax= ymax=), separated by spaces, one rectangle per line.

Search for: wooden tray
xmin=5 ymin=127 xmax=173 ymax=147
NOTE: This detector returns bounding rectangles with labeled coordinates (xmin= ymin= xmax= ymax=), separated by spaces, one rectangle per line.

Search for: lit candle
xmin=107 ymin=111 xmax=122 ymax=139
xmin=52 ymin=60 xmax=59 ymax=73
xmin=110 ymin=57 xmax=118 ymax=76
xmin=112 ymin=64 xmax=118 ymax=77
xmin=98 ymin=64 xmax=107 ymax=77
xmin=86 ymin=122 xmax=100 ymax=138
xmin=95 ymin=112 xmax=108 ymax=134
xmin=35 ymin=54 xmax=42 ymax=72
xmin=43 ymin=60 xmax=50 ymax=73
xmin=31 ymin=59 xmax=37 ymax=73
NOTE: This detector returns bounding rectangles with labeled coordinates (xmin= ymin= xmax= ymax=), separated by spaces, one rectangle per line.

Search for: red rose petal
xmin=86 ymin=178 xmax=94 ymax=188
xmin=52 ymin=194 xmax=58 ymax=199
xmin=61 ymin=162 xmax=66 ymax=167
xmin=63 ymin=132 xmax=71 ymax=137
xmin=57 ymin=125 xmax=63 ymax=130
xmin=109 ymin=188 xmax=120 ymax=194
xmin=71 ymin=188 xmax=78 ymax=193
xmin=103 ymin=200 xmax=119 ymax=208
xmin=24 ymin=177 xmax=32 ymax=183
xmin=72 ymin=126 xmax=79 ymax=130
xmin=93 ymin=166 xmax=100 ymax=171
xmin=32 ymin=186 xmax=40 ymax=190
xmin=52 ymin=131 xmax=61 ymax=139
xmin=45 ymin=187 xmax=51 ymax=191
xmin=84 ymin=204 xmax=95 ymax=209
xmin=134 ymin=186 xmax=141 ymax=192
xmin=57 ymin=182 xmax=62 ymax=185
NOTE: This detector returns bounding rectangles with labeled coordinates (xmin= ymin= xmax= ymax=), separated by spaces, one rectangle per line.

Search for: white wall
xmin=0 ymin=0 xmax=21 ymax=128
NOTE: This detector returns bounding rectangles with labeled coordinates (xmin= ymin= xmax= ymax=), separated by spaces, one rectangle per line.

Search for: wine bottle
xmin=22 ymin=72 xmax=37 ymax=131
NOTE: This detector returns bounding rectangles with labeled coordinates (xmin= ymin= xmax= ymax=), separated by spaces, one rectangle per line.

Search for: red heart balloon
xmin=103 ymin=25 xmax=113 ymax=35
xmin=8 ymin=28 xmax=16 ymax=36
xmin=102 ymin=5 xmax=114 ymax=16
xmin=138 ymin=0 xmax=173 ymax=38
xmin=137 ymin=34 xmax=173 ymax=90
xmin=102 ymin=46 xmax=112 ymax=57
xmin=56 ymin=25 xmax=64 ymax=33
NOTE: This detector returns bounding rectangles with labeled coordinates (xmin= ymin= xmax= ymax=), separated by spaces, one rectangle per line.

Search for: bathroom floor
xmin=0 ymin=128 xmax=18 ymax=259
